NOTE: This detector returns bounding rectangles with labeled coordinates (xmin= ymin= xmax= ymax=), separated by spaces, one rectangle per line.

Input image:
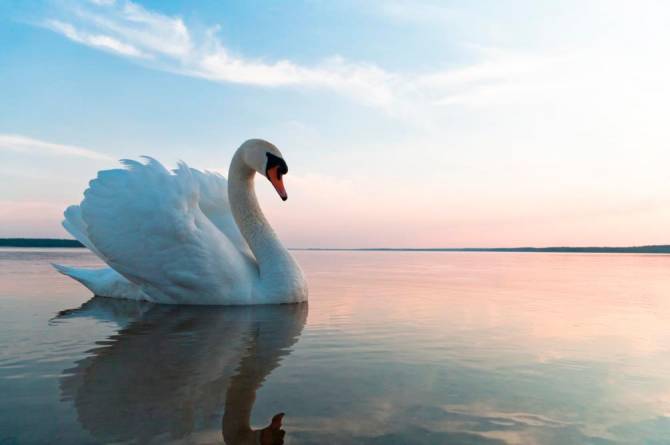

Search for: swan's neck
xmin=228 ymin=151 xmax=302 ymax=299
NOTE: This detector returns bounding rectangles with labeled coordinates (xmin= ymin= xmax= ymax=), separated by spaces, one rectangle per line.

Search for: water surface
xmin=1 ymin=249 xmax=670 ymax=444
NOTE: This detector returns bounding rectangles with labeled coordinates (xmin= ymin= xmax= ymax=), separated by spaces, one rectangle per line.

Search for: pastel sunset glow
xmin=2 ymin=0 xmax=669 ymax=247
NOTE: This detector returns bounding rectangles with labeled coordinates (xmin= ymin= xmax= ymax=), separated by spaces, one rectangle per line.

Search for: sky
xmin=1 ymin=0 xmax=670 ymax=248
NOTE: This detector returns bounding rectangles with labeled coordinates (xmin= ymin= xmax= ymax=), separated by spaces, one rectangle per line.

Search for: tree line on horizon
xmin=3 ymin=238 xmax=670 ymax=253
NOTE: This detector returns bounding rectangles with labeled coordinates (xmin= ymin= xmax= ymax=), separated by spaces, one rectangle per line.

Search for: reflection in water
xmin=57 ymin=297 xmax=307 ymax=444
xmin=5 ymin=250 xmax=670 ymax=443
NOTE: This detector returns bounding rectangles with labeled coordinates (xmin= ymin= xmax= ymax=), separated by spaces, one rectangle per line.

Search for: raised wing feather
xmin=63 ymin=204 xmax=106 ymax=260
xmin=78 ymin=158 xmax=257 ymax=304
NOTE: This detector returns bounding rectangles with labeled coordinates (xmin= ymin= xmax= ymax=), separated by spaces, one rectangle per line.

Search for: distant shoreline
xmin=0 ymin=238 xmax=84 ymax=248
xmin=3 ymin=238 xmax=670 ymax=253
xmin=295 ymin=246 xmax=670 ymax=253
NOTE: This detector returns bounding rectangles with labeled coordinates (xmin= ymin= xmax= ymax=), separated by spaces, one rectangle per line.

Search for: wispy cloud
xmin=0 ymin=134 xmax=113 ymax=161
xmin=32 ymin=0 xmax=575 ymax=114
xmin=41 ymin=0 xmax=397 ymax=108
xmin=45 ymin=19 xmax=147 ymax=58
xmin=37 ymin=0 xmax=670 ymax=123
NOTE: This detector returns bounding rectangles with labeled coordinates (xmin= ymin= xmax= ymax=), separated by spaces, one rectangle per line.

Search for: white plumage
xmin=55 ymin=139 xmax=308 ymax=305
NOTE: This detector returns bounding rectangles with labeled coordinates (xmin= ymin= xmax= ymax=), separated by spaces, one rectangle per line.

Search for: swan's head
xmin=241 ymin=139 xmax=289 ymax=201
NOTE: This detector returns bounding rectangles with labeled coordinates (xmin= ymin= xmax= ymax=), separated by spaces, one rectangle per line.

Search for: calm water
xmin=1 ymin=249 xmax=670 ymax=444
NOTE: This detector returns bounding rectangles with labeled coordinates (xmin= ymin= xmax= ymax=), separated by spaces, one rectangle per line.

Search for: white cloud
xmin=37 ymin=0 xmax=670 ymax=124
xmin=42 ymin=0 xmax=397 ymax=108
xmin=0 ymin=134 xmax=113 ymax=161
xmin=45 ymin=19 xmax=147 ymax=58
xmin=74 ymin=1 xmax=192 ymax=57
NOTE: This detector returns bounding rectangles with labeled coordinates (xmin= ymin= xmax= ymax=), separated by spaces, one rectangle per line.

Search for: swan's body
xmin=55 ymin=139 xmax=308 ymax=305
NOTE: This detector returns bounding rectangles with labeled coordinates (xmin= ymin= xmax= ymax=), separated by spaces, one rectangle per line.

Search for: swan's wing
xmin=78 ymin=158 xmax=257 ymax=304
xmin=188 ymin=168 xmax=252 ymax=258
xmin=62 ymin=205 xmax=106 ymax=260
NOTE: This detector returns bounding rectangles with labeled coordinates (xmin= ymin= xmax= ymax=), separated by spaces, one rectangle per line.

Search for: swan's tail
xmin=53 ymin=263 xmax=101 ymax=290
xmin=52 ymin=264 xmax=148 ymax=301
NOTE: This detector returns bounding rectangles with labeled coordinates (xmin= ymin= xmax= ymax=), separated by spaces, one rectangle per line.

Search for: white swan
xmin=54 ymin=139 xmax=308 ymax=305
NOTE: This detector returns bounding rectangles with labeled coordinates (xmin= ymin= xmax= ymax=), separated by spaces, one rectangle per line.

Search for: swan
xmin=54 ymin=139 xmax=308 ymax=305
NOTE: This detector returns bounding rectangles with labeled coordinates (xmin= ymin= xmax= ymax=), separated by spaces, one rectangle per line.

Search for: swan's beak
xmin=267 ymin=166 xmax=288 ymax=201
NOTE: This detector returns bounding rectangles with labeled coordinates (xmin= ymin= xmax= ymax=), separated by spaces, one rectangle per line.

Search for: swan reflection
xmin=58 ymin=297 xmax=307 ymax=444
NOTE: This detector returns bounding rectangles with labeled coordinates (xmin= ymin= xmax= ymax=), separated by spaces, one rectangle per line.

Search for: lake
xmin=1 ymin=249 xmax=670 ymax=444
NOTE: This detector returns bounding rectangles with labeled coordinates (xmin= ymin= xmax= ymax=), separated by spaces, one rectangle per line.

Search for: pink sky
xmin=2 ymin=1 xmax=670 ymax=247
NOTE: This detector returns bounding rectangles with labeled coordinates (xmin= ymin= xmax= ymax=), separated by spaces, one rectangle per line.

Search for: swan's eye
xmin=266 ymin=152 xmax=288 ymax=178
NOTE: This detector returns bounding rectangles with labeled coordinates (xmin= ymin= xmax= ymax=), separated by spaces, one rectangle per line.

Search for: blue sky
xmin=1 ymin=0 xmax=670 ymax=247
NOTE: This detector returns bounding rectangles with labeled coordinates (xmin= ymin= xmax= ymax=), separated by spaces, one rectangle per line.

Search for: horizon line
xmin=292 ymin=245 xmax=670 ymax=252
xmin=2 ymin=238 xmax=670 ymax=252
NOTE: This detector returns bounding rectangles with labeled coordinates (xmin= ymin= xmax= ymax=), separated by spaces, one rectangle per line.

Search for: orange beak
xmin=267 ymin=165 xmax=288 ymax=201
